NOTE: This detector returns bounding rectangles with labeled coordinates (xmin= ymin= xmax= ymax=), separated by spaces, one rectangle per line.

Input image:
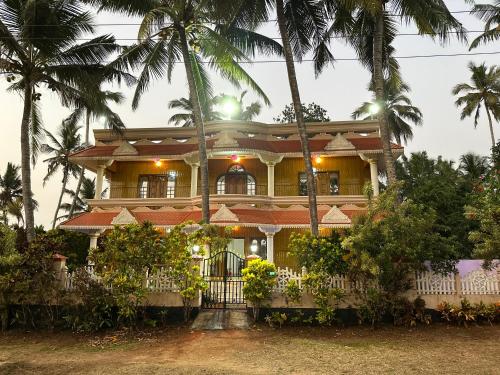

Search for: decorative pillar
xmin=369 ymin=160 xmax=380 ymax=197
xmin=89 ymin=233 xmax=99 ymax=250
xmin=258 ymin=225 xmax=282 ymax=264
xmin=190 ymin=164 xmax=199 ymax=197
xmin=267 ymin=163 xmax=275 ymax=197
xmin=94 ymin=165 xmax=105 ymax=199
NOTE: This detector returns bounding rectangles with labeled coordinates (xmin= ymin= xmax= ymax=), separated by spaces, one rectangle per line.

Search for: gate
xmin=202 ymin=250 xmax=245 ymax=309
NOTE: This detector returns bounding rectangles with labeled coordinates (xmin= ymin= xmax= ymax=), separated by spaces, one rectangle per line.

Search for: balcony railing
xmin=109 ymin=182 xmax=365 ymax=199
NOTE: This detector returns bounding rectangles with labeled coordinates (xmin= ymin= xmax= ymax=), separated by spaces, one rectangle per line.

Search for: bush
xmin=283 ymin=280 xmax=302 ymax=305
xmin=438 ymin=299 xmax=500 ymax=327
xmin=242 ymin=259 xmax=277 ymax=321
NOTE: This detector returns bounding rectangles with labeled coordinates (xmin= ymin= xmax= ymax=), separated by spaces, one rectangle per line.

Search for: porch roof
xmin=59 ymin=204 xmax=367 ymax=230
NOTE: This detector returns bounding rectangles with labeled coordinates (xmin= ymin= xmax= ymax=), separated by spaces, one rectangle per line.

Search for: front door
xmin=225 ymin=174 xmax=248 ymax=194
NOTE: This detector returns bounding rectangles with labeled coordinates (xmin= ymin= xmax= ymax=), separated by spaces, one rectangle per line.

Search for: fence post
xmin=454 ymin=272 xmax=462 ymax=296
xmin=52 ymin=253 xmax=68 ymax=289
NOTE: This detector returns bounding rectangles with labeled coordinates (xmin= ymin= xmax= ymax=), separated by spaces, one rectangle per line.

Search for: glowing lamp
xmin=231 ymin=154 xmax=241 ymax=163
xmin=315 ymin=155 xmax=322 ymax=164
xmin=154 ymin=158 xmax=162 ymax=167
xmin=192 ymin=244 xmax=200 ymax=254
xmin=369 ymin=103 xmax=381 ymax=116
xmin=250 ymin=240 xmax=258 ymax=254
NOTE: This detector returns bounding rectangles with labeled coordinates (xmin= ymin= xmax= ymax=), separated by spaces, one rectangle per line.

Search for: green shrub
xmin=265 ymin=312 xmax=288 ymax=328
xmin=438 ymin=299 xmax=499 ymax=327
xmin=283 ymin=280 xmax=302 ymax=305
xmin=242 ymin=259 xmax=277 ymax=321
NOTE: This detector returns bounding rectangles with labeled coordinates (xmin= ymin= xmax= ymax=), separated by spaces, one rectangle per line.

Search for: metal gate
xmin=201 ymin=250 xmax=245 ymax=309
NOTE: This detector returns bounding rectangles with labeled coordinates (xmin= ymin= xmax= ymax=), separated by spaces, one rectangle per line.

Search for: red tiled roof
xmin=60 ymin=205 xmax=367 ymax=228
xmin=72 ymin=137 xmax=402 ymax=159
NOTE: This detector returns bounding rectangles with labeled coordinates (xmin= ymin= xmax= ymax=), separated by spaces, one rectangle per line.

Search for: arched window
xmin=216 ymin=164 xmax=256 ymax=195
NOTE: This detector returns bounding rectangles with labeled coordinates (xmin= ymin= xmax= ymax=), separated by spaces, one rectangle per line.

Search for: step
xmin=191 ymin=309 xmax=249 ymax=330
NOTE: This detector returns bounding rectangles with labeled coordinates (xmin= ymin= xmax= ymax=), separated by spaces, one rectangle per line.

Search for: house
xmin=60 ymin=120 xmax=403 ymax=270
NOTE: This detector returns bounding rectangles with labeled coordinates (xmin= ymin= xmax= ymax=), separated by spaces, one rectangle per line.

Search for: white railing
xmin=275 ymin=267 xmax=304 ymax=293
xmin=415 ymin=271 xmax=456 ymax=295
xmin=461 ymin=269 xmax=499 ymax=295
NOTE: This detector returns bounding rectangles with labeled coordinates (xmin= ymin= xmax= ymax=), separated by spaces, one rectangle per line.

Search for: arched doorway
xmin=216 ymin=164 xmax=256 ymax=195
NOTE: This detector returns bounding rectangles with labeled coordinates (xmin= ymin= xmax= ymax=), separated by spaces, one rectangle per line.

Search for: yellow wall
xmin=109 ymin=160 xmax=191 ymax=198
xmin=274 ymin=156 xmax=370 ymax=196
xmin=205 ymin=158 xmax=268 ymax=194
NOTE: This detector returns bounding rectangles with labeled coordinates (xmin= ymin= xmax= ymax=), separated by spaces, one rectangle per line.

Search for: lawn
xmin=0 ymin=324 xmax=498 ymax=374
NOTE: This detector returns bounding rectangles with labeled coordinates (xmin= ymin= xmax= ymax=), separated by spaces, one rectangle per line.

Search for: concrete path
xmin=191 ymin=310 xmax=250 ymax=330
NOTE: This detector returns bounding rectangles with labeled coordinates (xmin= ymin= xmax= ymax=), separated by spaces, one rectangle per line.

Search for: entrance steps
xmin=191 ymin=309 xmax=250 ymax=330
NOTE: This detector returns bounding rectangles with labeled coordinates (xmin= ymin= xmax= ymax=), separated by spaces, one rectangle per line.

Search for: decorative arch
xmin=216 ymin=164 xmax=256 ymax=195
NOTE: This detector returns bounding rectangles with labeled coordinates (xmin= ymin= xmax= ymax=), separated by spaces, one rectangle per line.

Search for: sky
xmin=0 ymin=0 xmax=498 ymax=228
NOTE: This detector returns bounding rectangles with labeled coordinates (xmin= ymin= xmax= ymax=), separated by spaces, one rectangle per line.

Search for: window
xmin=138 ymin=173 xmax=177 ymax=198
xmin=216 ymin=164 xmax=256 ymax=195
xmin=298 ymin=171 xmax=339 ymax=196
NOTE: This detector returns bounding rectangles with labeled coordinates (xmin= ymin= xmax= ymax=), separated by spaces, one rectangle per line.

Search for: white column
xmin=369 ymin=160 xmax=380 ymax=196
xmin=190 ymin=164 xmax=199 ymax=197
xmin=89 ymin=233 xmax=99 ymax=249
xmin=94 ymin=165 xmax=105 ymax=199
xmin=266 ymin=233 xmax=274 ymax=263
xmin=267 ymin=163 xmax=275 ymax=197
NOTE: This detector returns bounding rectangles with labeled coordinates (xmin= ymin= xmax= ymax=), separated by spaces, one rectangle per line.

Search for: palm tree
xmin=213 ymin=91 xmax=262 ymax=121
xmin=59 ymin=177 xmax=104 ymax=220
xmin=168 ymin=97 xmax=222 ymax=127
xmin=84 ymin=0 xmax=280 ymax=224
xmin=41 ymin=122 xmax=84 ymax=229
xmin=352 ymin=81 xmax=422 ymax=145
xmin=0 ymin=163 xmax=22 ymax=224
xmin=459 ymin=152 xmax=489 ymax=181
xmin=0 ymin=0 xmax=132 ymax=241
xmin=469 ymin=1 xmax=500 ymax=49
xmin=452 ymin=62 xmax=500 ymax=148
xmin=327 ymin=0 xmax=465 ymax=185
xmin=66 ymin=89 xmax=127 ymax=219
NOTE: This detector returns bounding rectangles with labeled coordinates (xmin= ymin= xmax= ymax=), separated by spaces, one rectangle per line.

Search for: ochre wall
xmin=109 ymin=160 xmax=191 ymax=198
xmin=274 ymin=156 xmax=370 ymax=196
xmin=205 ymin=158 xmax=267 ymax=194
xmin=273 ymin=228 xmax=307 ymax=270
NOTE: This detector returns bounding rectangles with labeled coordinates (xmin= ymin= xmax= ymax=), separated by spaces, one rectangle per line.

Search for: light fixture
xmin=315 ymin=155 xmax=322 ymax=164
xmin=369 ymin=102 xmax=381 ymax=116
xmin=192 ymin=244 xmax=200 ymax=254
xmin=231 ymin=154 xmax=241 ymax=163
xmin=222 ymin=99 xmax=238 ymax=118
xmin=154 ymin=158 xmax=162 ymax=167
xmin=250 ymin=240 xmax=258 ymax=254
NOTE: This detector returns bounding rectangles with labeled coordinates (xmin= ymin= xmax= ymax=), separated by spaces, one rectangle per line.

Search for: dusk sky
xmin=0 ymin=0 xmax=498 ymax=228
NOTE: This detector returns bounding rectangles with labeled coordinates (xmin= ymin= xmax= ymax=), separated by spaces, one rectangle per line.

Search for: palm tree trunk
xmin=484 ymin=102 xmax=496 ymax=149
xmin=68 ymin=109 xmax=90 ymax=219
xmin=373 ymin=5 xmax=397 ymax=185
xmin=276 ymin=0 xmax=319 ymax=236
xmin=53 ymin=171 xmax=68 ymax=229
xmin=178 ymin=25 xmax=210 ymax=223
xmin=20 ymin=81 xmax=35 ymax=241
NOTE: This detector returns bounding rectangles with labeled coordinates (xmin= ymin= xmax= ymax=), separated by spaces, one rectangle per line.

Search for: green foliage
xmin=465 ymin=163 xmax=500 ymax=268
xmin=343 ymin=183 xmax=458 ymax=296
xmin=62 ymin=269 xmax=114 ymax=332
xmin=89 ymin=222 xmax=164 ymax=325
xmin=242 ymin=259 xmax=277 ymax=321
xmin=265 ymin=312 xmax=288 ymax=328
xmin=283 ymin=280 xmax=302 ymax=305
xmin=42 ymin=229 xmax=89 ymax=271
xmin=357 ymin=288 xmax=388 ymax=327
xmin=438 ymin=299 xmax=500 ymax=327
xmin=303 ymin=270 xmax=344 ymax=326
xmin=274 ymin=103 xmax=331 ymax=123
xmin=396 ymin=152 xmax=474 ymax=258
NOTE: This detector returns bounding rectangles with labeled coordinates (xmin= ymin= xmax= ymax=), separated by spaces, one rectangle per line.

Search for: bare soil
xmin=0 ymin=324 xmax=498 ymax=374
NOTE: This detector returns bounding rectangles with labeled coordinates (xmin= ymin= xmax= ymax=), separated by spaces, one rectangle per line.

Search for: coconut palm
xmin=0 ymin=163 xmax=22 ymax=224
xmin=59 ymin=177 xmax=106 ymax=220
xmin=65 ymin=89 xmax=127 ymax=219
xmin=41 ymin=122 xmax=84 ymax=229
xmin=452 ymin=62 xmax=500 ymax=148
xmin=459 ymin=152 xmax=489 ymax=181
xmin=352 ymin=81 xmax=422 ymax=145
xmin=232 ymin=0 xmax=333 ymax=236
xmin=213 ymin=91 xmax=262 ymax=121
xmin=469 ymin=1 xmax=500 ymax=49
xmin=323 ymin=0 xmax=465 ymax=185
xmin=168 ymin=97 xmax=222 ymax=127
xmin=83 ymin=0 xmax=281 ymax=224
xmin=0 ymin=0 xmax=133 ymax=241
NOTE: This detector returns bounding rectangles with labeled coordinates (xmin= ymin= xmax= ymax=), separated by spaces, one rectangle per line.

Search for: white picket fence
xmin=274 ymin=267 xmax=500 ymax=295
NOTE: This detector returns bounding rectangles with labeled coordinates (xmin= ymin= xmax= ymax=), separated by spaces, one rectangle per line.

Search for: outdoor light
xmin=250 ymin=240 xmax=258 ymax=254
xmin=154 ymin=158 xmax=162 ymax=167
xmin=231 ymin=154 xmax=241 ymax=163
xmin=369 ymin=102 xmax=381 ymax=116
xmin=222 ymin=100 xmax=238 ymax=118
xmin=315 ymin=155 xmax=323 ymax=164
xmin=192 ymin=244 xmax=200 ymax=254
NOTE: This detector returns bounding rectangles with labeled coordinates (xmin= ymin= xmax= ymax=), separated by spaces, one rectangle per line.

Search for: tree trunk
xmin=68 ymin=109 xmax=90 ymax=219
xmin=276 ymin=0 xmax=319 ymax=236
xmin=20 ymin=81 xmax=36 ymax=241
xmin=52 ymin=171 xmax=68 ymax=229
xmin=178 ymin=25 xmax=210 ymax=223
xmin=484 ymin=102 xmax=496 ymax=149
xmin=373 ymin=5 xmax=397 ymax=185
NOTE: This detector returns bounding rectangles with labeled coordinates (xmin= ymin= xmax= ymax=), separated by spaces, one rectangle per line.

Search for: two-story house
xmin=60 ymin=120 xmax=403 ymax=270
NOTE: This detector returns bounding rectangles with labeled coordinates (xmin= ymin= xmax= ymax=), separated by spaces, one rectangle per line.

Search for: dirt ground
xmin=0 ymin=324 xmax=499 ymax=375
